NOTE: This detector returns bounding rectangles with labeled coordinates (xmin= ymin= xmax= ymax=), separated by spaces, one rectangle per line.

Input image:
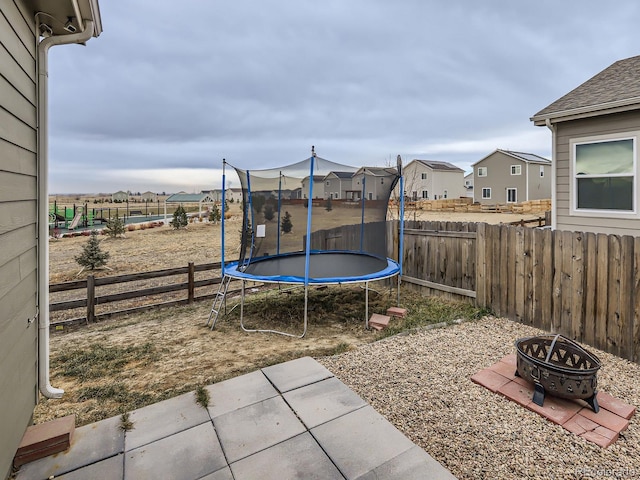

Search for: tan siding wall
xmin=474 ymin=152 xmax=527 ymax=204
xmin=555 ymin=111 xmax=640 ymax=235
xmin=0 ymin=1 xmax=38 ymax=477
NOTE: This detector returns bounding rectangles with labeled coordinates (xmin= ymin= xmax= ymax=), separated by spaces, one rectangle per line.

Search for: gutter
xmin=36 ymin=20 xmax=96 ymax=399
xmin=531 ymin=96 xmax=640 ymax=126
xmin=545 ymin=118 xmax=557 ymax=230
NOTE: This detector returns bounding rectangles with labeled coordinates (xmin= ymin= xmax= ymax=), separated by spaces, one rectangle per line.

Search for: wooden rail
xmin=49 ymin=261 xmax=226 ymax=328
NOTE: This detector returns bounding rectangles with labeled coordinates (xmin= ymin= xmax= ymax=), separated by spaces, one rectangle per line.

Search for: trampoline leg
xmin=239 ymin=280 xmax=245 ymax=328
xmin=365 ymin=281 xmax=369 ymax=329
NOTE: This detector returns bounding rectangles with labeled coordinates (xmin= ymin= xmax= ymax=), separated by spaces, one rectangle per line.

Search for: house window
xmin=326 ymin=181 xmax=330 ymax=186
xmin=381 ymin=178 xmax=384 ymax=184
xmin=411 ymin=191 xmax=417 ymax=201
xmin=421 ymin=173 xmax=427 ymax=180
xmin=540 ymin=166 xmax=545 ymax=177
xmin=443 ymin=190 xmax=448 ymax=199
xmin=507 ymin=188 xmax=517 ymax=203
xmin=511 ymin=165 xmax=521 ymax=175
xmin=482 ymin=188 xmax=491 ymax=199
xmin=477 ymin=167 xmax=487 ymax=177
xmin=421 ymin=190 xmax=428 ymax=199
xmin=572 ymin=135 xmax=636 ymax=214
xmin=334 ymin=192 xmax=339 ymax=199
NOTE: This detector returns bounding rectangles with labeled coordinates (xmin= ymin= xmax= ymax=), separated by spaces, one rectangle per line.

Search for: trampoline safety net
xmin=227 ymin=149 xmax=400 ymax=281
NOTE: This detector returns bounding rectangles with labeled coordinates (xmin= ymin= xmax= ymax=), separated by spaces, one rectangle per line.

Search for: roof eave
xmin=531 ymin=97 xmax=640 ymax=126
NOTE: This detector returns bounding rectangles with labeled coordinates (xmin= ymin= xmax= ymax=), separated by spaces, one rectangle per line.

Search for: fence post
xmin=87 ymin=275 xmax=95 ymax=323
xmin=188 ymin=262 xmax=195 ymax=303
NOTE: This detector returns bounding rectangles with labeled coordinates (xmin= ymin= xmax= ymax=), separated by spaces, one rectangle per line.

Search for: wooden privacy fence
xmin=385 ymin=220 xmax=640 ymax=364
xmin=49 ymin=262 xmax=225 ymax=326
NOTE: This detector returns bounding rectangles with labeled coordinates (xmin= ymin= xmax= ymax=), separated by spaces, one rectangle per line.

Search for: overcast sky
xmin=47 ymin=1 xmax=640 ymax=194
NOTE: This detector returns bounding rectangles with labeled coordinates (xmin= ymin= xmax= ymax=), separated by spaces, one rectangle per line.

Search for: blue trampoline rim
xmin=223 ymin=251 xmax=400 ymax=285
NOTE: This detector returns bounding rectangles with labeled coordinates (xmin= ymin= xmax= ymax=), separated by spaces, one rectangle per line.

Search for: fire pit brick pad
xmin=471 ymin=355 xmax=636 ymax=448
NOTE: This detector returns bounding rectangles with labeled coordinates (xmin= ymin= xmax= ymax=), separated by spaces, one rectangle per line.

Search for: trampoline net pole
xmin=365 ymin=281 xmax=369 ymax=329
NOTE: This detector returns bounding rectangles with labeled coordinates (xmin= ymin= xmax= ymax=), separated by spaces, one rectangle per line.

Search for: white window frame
xmin=477 ymin=166 xmax=487 ymax=177
xmin=482 ymin=187 xmax=491 ymax=199
xmin=506 ymin=188 xmax=517 ymax=203
xmin=569 ymin=132 xmax=639 ymax=218
xmin=540 ymin=166 xmax=545 ymax=177
xmin=421 ymin=173 xmax=427 ymax=180
xmin=443 ymin=190 xmax=448 ymax=199
xmin=510 ymin=165 xmax=522 ymax=175
xmin=421 ymin=190 xmax=428 ymax=199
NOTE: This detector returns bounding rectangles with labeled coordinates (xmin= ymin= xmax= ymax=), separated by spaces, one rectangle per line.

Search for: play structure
xmin=207 ymin=147 xmax=405 ymax=337
xmin=49 ymin=203 xmax=94 ymax=230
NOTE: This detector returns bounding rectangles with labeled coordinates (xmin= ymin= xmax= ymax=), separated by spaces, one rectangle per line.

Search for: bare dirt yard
xmin=36 ymin=209 xmax=539 ymax=426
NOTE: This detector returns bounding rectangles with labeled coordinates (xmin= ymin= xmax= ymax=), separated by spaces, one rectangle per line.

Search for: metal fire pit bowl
xmin=515 ymin=334 xmax=602 ymax=412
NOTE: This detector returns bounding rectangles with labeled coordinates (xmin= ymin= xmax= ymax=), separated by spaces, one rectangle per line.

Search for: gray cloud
xmin=47 ymin=0 xmax=640 ymax=192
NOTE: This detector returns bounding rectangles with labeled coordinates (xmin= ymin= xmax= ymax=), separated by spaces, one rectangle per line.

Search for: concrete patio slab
xmin=354 ymin=445 xmax=457 ymax=480
xmin=283 ymin=376 xmax=367 ymax=428
xmin=15 ymin=357 xmax=457 ymax=480
xmin=230 ymin=432 xmax=344 ymax=480
xmin=262 ymin=356 xmax=333 ymax=393
xmin=213 ymin=396 xmax=306 ymax=463
xmin=125 ymin=391 xmax=210 ymax=451
xmin=311 ymin=405 xmax=415 ymax=480
xmin=125 ymin=422 xmax=226 ymax=480
xmin=198 ymin=466 xmax=234 ymax=480
xmin=205 ymin=369 xmax=278 ymax=418
xmin=55 ymin=454 xmax=124 ymax=480
xmin=15 ymin=415 xmax=124 ymax=480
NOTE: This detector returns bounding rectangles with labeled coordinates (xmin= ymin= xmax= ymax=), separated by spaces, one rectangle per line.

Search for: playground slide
xmin=68 ymin=209 xmax=83 ymax=230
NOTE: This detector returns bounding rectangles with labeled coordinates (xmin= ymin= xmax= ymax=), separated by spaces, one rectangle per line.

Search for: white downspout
xmin=545 ymin=118 xmax=557 ymax=230
xmin=37 ymin=20 xmax=95 ymax=398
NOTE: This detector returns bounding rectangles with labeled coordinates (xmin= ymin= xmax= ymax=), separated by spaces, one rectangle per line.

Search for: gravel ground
xmin=318 ymin=317 xmax=640 ymax=480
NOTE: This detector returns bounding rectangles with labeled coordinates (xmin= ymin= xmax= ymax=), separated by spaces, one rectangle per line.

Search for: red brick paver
xmin=471 ymin=356 xmax=635 ymax=448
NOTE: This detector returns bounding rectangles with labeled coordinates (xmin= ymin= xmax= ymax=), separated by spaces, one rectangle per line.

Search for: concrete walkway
xmin=15 ymin=357 xmax=456 ymax=480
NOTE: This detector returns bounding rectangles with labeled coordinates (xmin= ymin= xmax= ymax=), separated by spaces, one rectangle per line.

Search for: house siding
xmin=0 ymin=1 xmax=38 ymax=477
xmin=474 ymin=152 xmax=527 ymax=204
xmin=402 ymin=161 xmax=465 ymax=200
xmin=555 ymin=111 xmax=640 ymax=235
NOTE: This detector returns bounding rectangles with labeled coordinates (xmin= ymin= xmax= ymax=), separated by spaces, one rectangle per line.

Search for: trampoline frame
xmin=216 ymin=149 xmax=405 ymax=338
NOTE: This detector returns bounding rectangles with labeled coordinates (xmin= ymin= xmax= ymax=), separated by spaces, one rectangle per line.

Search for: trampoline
xmin=207 ymin=147 xmax=405 ymax=337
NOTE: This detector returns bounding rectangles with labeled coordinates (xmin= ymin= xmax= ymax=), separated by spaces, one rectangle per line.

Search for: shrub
xmin=281 ymin=211 xmax=293 ymax=233
xmin=263 ymin=204 xmax=274 ymax=221
xmin=209 ymin=204 xmax=221 ymax=223
xmin=74 ymin=231 xmax=109 ymax=270
xmin=170 ymin=205 xmax=188 ymax=230
xmin=105 ymin=213 xmax=125 ymax=238
xmin=127 ymin=224 xmax=136 ymax=232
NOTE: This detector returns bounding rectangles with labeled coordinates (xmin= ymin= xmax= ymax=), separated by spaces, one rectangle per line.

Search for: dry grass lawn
xmin=36 ymin=209 xmax=532 ymax=426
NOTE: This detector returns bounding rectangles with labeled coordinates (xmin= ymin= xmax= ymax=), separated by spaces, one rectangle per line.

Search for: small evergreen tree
xmin=209 ymin=204 xmax=221 ymax=223
xmin=170 ymin=205 xmax=188 ymax=229
xmin=325 ymin=196 xmax=333 ymax=212
xmin=263 ymin=204 xmax=274 ymax=221
xmin=281 ymin=211 xmax=293 ymax=233
xmin=75 ymin=231 xmax=109 ymax=270
xmin=105 ymin=213 xmax=126 ymax=238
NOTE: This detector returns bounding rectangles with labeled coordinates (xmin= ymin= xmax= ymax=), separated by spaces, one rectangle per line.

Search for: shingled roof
xmin=531 ymin=55 xmax=640 ymax=125
xmin=412 ymin=159 xmax=464 ymax=172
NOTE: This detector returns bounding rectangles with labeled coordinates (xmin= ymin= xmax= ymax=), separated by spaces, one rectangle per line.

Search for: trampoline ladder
xmin=207 ymin=275 xmax=231 ymax=329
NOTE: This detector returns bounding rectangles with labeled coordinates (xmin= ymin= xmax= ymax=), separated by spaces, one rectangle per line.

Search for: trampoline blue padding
xmin=224 ymin=251 xmax=400 ymax=285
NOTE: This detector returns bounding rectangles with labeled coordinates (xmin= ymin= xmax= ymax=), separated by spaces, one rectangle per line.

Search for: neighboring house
xmin=532 ymin=55 xmax=640 ymax=236
xmin=464 ymin=172 xmax=474 ymax=198
xmin=209 ymin=188 xmax=243 ymax=203
xmin=111 ymin=190 xmax=129 ymax=202
xmin=472 ymin=150 xmax=551 ymax=205
xmin=141 ymin=191 xmax=158 ymax=202
xmin=352 ymin=167 xmax=397 ymax=201
xmin=0 ymin=2 xmax=102 ymax=478
xmin=301 ymin=175 xmax=325 ymax=199
xmin=402 ymin=159 xmax=465 ymax=201
xmin=323 ymin=171 xmax=353 ymax=199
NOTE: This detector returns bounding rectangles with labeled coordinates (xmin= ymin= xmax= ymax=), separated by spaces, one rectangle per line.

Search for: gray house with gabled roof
xmin=402 ymin=159 xmax=465 ymax=201
xmin=472 ymin=150 xmax=551 ymax=205
xmin=323 ymin=171 xmax=353 ymax=199
xmin=532 ymin=54 xmax=640 ymax=235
